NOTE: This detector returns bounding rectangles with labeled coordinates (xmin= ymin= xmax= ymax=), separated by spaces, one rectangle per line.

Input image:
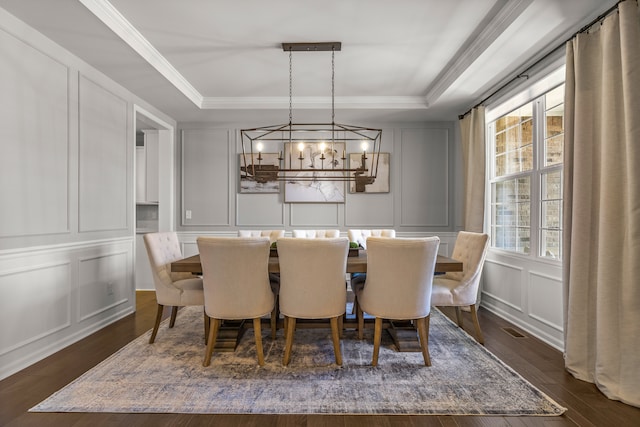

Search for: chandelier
xmin=240 ymin=42 xmax=382 ymax=188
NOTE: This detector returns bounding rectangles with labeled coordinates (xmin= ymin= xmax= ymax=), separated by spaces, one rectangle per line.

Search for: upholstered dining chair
xmin=353 ymin=237 xmax=440 ymax=366
xmin=431 ymin=231 xmax=490 ymax=344
xmin=347 ymin=229 xmax=396 ymax=249
xmin=239 ymin=229 xmax=283 ymax=337
xmin=292 ymin=229 xmax=340 ymax=238
xmin=238 ymin=229 xmax=284 ymax=243
xmin=143 ymin=232 xmax=205 ymax=344
xmin=197 ymin=236 xmax=278 ymax=366
xmin=277 ymin=237 xmax=349 ymax=366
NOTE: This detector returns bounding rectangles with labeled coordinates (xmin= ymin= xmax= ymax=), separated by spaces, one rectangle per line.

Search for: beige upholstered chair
xmin=238 ymin=229 xmax=284 ymax=243
xmin=277 ymin=237 xmax=349 ymax=366
xmin=347 ymin=229 xmax=396 ymax=249
xmin=197 ymin=237 xmax=278 ymax=366
xmin=143 ymin=232 xmax=205 ymax=344
xmin=353 ymin=237 xmax=440 ymax=366
xmin=239 ymin=230 xmax=283 ymax=336
xmin=431 ymin=231 xmax=489 ymax=344
xmin=292 ymin=229 xmax=340 ymax=238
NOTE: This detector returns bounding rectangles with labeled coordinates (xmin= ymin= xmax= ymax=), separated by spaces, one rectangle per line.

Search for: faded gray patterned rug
xmin=30 ymin=306 xmax=566 ymax=415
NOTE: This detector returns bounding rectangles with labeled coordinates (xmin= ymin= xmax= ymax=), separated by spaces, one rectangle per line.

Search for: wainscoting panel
xmin=0 ymin=27 xmax=70 ymax=238
xmin=78 ymin=251 xmax=130 ymax=322
xmin=181 ymin=129 xmax=231 ymax=227
xmin=0 ymin=262 xmax=71 ymax=356
xmin=236 ymin=193 xmax=285 ymax=227
xmin=0 ymin=239 xmax=135 ymax=381
xmin=78 ymin=75 xmax=129 ymax=233
xmin=290 ymin=204 xmax=340 ymax=227
xmin=399 ymin=128 xmax=450 ymax=227
xmin=482 ymin=259 xmax=523 ymax=312
xmin=528 ymin=271 xmax=563 ymax=332
xmin=344 ymin=193 xmax=394 ymax=227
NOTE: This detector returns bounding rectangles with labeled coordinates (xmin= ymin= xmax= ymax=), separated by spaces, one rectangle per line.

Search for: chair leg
xmin=283 ymin=316 xmax=296 ymax=366
xmin=469 ymin=304 xmax=485 ymax=345
xmin=149 ymin=304 xmax=164 ymax=344
xmin=203 ymin=318 xmax=220 ymax=367
xmin=455 ymin=306 xmax=464 ymax=328
xmin=169 ymin=306 xmax=178 ymax=328
xmin=416 ymin=315 xmax=432 ymax=366
xmin=330 ymin=316 xmax=343 ymax=366
xmin=355 ymin=297 xmax=364 ymax=340
xmin=253 ymin=318 xmax=265 ymax=366
xmin=338 ymin=315 xmax=344 ymax=339
xmin=204 ymin=310 xmax=210 ymax=345
xmin=271 ymin=296 xmax=279 ymax=340
xmin=372 ymin=317 xmax=383 ymax=366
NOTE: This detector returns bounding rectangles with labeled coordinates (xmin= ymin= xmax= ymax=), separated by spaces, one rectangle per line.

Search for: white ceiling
xmin=0 ymin=0 xmax=616 ymax=123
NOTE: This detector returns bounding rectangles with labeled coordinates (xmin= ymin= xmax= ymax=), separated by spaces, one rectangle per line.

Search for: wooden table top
xmin=171 ymin=251 xmax=463 ymax=274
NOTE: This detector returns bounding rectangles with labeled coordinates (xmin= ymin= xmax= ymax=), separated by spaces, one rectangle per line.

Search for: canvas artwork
xmin=349 ymin=152 xmax=390 ymax=193
xmin=238 ymin=153 xmax=280 ymax=193
xmin=284 ymin=142 xmax=346 ymax=203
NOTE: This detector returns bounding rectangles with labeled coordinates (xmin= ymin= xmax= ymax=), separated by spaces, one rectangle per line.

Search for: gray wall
xmin=177 ymin=123 xmax=463 ymax=234
xmin=0 ymin=8 xmax=175 ymax=379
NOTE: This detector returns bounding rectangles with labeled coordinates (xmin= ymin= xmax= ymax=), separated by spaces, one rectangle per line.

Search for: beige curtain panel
xmin=459 ymin=106 xmax=486 ymax=232
xmin=563 ymin=0 xmax=640 ymax=407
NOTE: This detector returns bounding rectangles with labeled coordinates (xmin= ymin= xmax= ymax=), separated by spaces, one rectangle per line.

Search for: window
xmin=489 ymin=84 xmax=564 ymax=259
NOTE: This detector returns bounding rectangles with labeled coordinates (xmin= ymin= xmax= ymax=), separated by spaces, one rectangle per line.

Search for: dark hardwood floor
xmin=1 ymin=291 xmax=638 ymax=426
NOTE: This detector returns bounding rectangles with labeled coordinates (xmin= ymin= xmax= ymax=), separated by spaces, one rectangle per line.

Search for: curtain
xmin=459 ymin=106 xmax=486 ymax=232
xmin=563 ymin=0 xmax=640 ymax=407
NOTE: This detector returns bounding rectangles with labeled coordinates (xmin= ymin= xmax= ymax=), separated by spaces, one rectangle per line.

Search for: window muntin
xmin=489 ymin=84 xmax=564 ymax=259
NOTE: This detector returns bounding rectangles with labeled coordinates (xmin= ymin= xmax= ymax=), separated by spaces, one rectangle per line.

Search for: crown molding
xmin=424 ymin=0 xmax=533 ymax=107
xmin=201 ymin=96 xmax=428 ymax=110
xmin=79 ymin=0 xmax=204 ymax=108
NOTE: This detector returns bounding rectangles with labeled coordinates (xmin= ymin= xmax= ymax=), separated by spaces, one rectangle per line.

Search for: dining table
xmin=170 ymin=250 xmax=463 ymax=352
xmin=171 ymin=251 xmax=463 ymax=275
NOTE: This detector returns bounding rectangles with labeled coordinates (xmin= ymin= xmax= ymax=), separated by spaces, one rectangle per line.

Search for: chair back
xmin=292 ymin=229 xmax=340 ymax=238
xmin=143 ymin=232 xmax=192 ymax=304
xmin=347 ymin=229 xmax=396 ymax=249
xmin=238 ymin=229 xmax=284 ymax=243
xmin=197 ymin=237 xmax=274 ymax=320
xmin=440 ymin=231 xmax=489 ymax=304
xmin=359 ymin=237 xmax=440 ymax=320
xmin=277 ymin=237 xmax=349 ymax=319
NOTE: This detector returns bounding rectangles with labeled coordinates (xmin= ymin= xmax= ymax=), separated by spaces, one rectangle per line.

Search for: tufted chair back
xmin=143 ymin=232 xmax=204 ymax=344
xmin=430 ymin=231 xmax=489 ymax=344
xmin=277 ymin=237 xmax=349 ymax=365
xmin=238 ymin=229 xmax=284 ymax=243
xmin=292 ymin=229 xmax=340 ymax=238
xmin=143 ymin=231 xmax=202 ymax=306
xmin=347 ymin=229 xmax=396 ymax=249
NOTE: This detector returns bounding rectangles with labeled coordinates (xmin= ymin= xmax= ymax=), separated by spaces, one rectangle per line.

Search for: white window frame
xmin=485 ymin=67 xmax=565 ymax=263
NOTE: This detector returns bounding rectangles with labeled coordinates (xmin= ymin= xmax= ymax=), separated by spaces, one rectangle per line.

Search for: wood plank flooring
xmin=1 ymin=291 xmax=638 ymax=426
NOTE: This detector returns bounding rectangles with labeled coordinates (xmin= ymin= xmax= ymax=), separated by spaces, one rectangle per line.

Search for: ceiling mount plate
xmin=282 ymin=42 xmax=342 ymax=52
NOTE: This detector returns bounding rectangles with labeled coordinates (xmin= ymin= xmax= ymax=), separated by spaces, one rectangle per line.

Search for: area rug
xmin=30 ymin=306 xmax=566 ymax=415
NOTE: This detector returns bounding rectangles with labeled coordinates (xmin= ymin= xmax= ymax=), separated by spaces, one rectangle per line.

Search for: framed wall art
xmin=238 ymin=153 xmax=280 ymax=193
xmin=283 ymin=142 xmax=346 ymax=203
xmin=349 ymin=152 xmax=390 ymax=193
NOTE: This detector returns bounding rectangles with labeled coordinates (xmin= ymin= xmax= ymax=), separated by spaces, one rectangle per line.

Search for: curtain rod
xmin=458 ymin=0 xmax=625 ymax=120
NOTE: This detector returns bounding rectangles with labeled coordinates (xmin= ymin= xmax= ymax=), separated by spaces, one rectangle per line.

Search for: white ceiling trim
xmin=79 ymin=0 xmax=204 ymax=108
xmin=200 ymin=96 xmax=428 ymax=110
xmin=424 ymin=0 xmax=533 ymax=107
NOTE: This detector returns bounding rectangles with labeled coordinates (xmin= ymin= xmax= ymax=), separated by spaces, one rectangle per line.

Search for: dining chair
xmin=238 ymin=230 xmax=283 ymax=337
xmin=197 ymin=237 xmax=278 ymax=366
xmin=347 ymin=229 xmax=396 ymax=249
xmin=353 ymin=237 xmax=440 ymax=366
xmin=431 ymin=231 xmax=490 ymax=344
xmin=238 ymin=229 xmax=284 ymax=243
xmin=292 ymin=229 xmax=340 ymax=238
xmin=143 ymin=232 xmax=206 ymax=344
xmin=277 ymin=237 xmax=349 ymax=366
